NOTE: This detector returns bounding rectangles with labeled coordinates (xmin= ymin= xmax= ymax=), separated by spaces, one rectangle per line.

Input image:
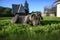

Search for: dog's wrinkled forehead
xmin=31 ymin=14 xmax=36 ymax=17
xmin=33 ymin=13 xmax=41 ymax=17
xmin=35 ymin=13 xmax=40 ymax=15
xmin=30 ymin=13 xmax=40 ymax=20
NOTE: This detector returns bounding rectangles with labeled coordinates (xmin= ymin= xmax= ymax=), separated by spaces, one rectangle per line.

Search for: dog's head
xmin=34 ymin=13 xmax=43 ymax=20
xmin=30 ymin=14 xmax=40 ymax=26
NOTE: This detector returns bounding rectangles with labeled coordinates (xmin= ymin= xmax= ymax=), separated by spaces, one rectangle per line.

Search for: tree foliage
xmin=0 ymin=6 xmax=14 ymax=17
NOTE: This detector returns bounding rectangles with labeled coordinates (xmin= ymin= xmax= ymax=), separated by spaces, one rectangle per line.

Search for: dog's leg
xmin=23 ymin=16 xmax=30 ymax=26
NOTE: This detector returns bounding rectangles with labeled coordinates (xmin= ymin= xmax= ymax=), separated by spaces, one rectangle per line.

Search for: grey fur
xmin=11 ymin=14 xmax=19 ymax=23
xmin=33 ymin=13 xmax=43 ymax=25
xmin=11 ymin=13 xmax=43 ymax=26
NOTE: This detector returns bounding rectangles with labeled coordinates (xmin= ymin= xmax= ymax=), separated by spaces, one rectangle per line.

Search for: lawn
xmin=0 ymin=16 xmax=60 ymax=40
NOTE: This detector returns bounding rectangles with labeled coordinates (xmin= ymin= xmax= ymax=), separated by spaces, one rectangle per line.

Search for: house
xmin=12 ymin=0 xmax=29 ymax=15
xmin=55 ymin=0 xmax=60 ymax=17
xmin=42 ymin=5 xmax=56 ymax=17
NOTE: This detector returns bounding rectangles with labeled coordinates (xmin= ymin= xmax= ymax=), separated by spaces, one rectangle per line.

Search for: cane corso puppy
xmin=11 ymin=13 xmax=43 ymax=26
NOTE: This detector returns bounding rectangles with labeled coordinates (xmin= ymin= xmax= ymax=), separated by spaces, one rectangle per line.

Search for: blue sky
xmin=0 ymin=0 xmax=56 ymax=12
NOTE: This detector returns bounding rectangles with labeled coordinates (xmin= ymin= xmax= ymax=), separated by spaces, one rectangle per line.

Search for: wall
xmin=57 ymin=4 xmax=60 ymax=17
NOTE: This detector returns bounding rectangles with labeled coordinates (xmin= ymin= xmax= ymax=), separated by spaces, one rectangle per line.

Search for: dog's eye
xmin=35 ymin=17 xmax=38 ymax=20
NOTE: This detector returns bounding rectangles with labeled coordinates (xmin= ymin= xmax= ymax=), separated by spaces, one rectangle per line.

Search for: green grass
xmin=0 ymin=16 xmax=60 ymax=40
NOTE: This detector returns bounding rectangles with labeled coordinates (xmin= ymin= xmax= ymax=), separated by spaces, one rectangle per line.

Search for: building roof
xmin=18 ymin=4 xmax=25 ymax=13
xmin=55 ymin=1 xmax=60 ymax=4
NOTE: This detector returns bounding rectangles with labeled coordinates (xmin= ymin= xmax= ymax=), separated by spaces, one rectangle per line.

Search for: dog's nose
xmin=37 ymin=23 xmax=39 ymax=25
xmin=37 ymin=22 xmax=40 ymax=25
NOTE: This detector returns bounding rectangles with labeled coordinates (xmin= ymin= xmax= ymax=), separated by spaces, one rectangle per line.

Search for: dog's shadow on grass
xmin=40 ymin=20 xmax=60 ymax=25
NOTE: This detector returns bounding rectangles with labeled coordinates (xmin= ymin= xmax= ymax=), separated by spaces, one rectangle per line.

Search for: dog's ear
xmin=40 ymin=15 xmax=43 ymax=20
xmin=41 ymin=16 xmax=43 ymax=20
xmin=38 ymin=13 xmax=43 ymax=20
xmin=31 ymin=14 xmax=36 ymax=17
xmin=38 ymin=13 xmax=41 ymax=16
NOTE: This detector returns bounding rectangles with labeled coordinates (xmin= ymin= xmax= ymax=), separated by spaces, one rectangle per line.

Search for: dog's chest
xmin=19 ymin=16 xmax=25 ymax=23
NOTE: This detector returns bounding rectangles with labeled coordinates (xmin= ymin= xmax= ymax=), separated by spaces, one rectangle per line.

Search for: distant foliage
xmin=0 ymin=6 xmax=14 ymax=17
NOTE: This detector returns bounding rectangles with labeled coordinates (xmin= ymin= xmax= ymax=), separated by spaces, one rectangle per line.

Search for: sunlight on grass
xmin=0 ymin=17 xmax=60 ymax=40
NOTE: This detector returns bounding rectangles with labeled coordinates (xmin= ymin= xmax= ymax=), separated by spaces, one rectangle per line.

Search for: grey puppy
xmin=11 ymin=13 xmax=42 ymax=26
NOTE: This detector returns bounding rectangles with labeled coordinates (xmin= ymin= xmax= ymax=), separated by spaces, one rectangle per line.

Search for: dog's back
xmin=19 ymin=16 xmax=26 ymax=23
